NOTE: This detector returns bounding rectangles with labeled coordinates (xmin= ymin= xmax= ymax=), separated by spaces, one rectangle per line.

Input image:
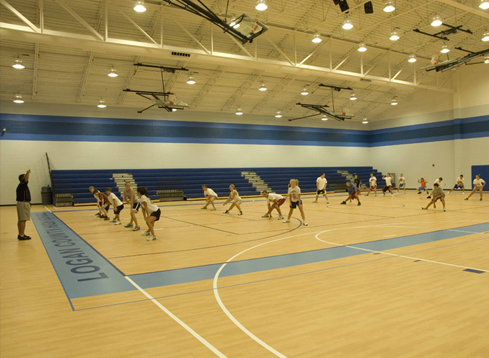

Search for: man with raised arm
xmin=17 ymin=169 xmax=32 ymax=240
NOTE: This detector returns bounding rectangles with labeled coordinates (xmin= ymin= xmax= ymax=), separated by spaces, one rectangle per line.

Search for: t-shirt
xmin=369 ymin=177 xmax=377 ymax=186
xmin=456 ymin=177 xmax=465 ymax=185
xmin=140 ymin=195 xmax=159 ymax=214
xmin=473 ymin=178 xmax=485 ymax=187
xmin=288 ymin=186 xmax=301 ymax=202
xmin=267 ymin=193 xmax=284 ymax=203
xmin=124 ymin=187 xmax=139 ymax=203
xmin=399 ymin=176 xmax=406 ymax=184
xmin=347 ymin=184 xmax=357 ymax=195
xmin=204 ymin=188 xmax=217 ymax=197
xmin=107 ymin=192 xmax=123 ymax=207
xmin=385 ymin=176 xmax=392 ymax=186
xmin=316 ymin=177 xmax=327 ymax=190
xmin=354 ymin=178 xmax=361 ymax=187
xmin=420 ymin=181 xmax=427 ymax=188
xmin=16 ymin=180 xmax=31 ymax=202
xmin=434 ymin=179 xmax=442 ymax=187
xmin=432 ymin=187 xmax=444 ymax=197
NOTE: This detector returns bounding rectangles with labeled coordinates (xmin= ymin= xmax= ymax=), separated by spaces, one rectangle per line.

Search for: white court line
xmin=44 ymin=206 xmax=52 ymax=213
xmin=125 ymin=276 xmax=227 ymax=358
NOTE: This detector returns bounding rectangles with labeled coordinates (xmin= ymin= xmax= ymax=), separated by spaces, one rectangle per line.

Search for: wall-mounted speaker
xmin=364 ymin=1 xmax=373 ymax=14
xmin=339 ymin=0 xmax=350 ymax=13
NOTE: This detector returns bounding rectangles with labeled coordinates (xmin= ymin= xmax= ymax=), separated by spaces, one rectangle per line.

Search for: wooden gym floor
xmin=1 ymin=190 xmax=488 ymax=358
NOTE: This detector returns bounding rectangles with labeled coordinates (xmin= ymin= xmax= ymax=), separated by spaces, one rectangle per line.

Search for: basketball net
xmin=431 ymin=53 xmax=440 ymax=65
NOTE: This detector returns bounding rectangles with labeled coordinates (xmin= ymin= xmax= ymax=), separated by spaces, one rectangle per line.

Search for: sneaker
xmin=223 ymin=210 xmax=229 ymax=214
xmin=141 ymin=231 xmax=150 ymax=236
xmin=124 ymin=223 xmax=133 ymax=228
xmin=211 ymin=207 xmax=216 ymax=211
xmin=417 ymin=192 xmax=421 ymax=194
xmin=464 ymin=198 xmax=469 ymax=201
xmin=326 ymin=201 xmax=329 ymax=204
xmin=104 ymin=216 xmax=109 ymax=221
xmin=375 ymin=194 xmax=377 ymax=197
xmin=109 ymin=219 xmax=116 ymax=223
xmin=313 ymin=200 xmax=318 ymax=203
xmin=447 ymin=192 xmax=450 ymax=195
xmin=303 ymin=222 xmax=308 ymax=226
xmin=358 ymin=202 xmax=361 ymax=206
xmin=427 ymin=196 xmax=431 ymax=199
xmin=115 ymin=221 xmax=121 ymax=225
xmin=147 ymin=235 xmax=156 ymax=241
xmin=238 ymin=211 xmax=243 ymax=216
xmin=201 ymin=206 xmax=207 ymax=210
xmin=95 ymin=213 xmax=101 ymax=217
xmin=133 ymin=226 xmax=141 ymax=231
xmin=480 ymin=198 xmax=483 ymax=201
xmin=278 ymin=215 xmax=284 ymax=220
xmin=422 ymin=207 xmax=427 ymax=210
xmin=262 ymin=214 xmax=270 ymax=218
xmin=443 ymin=207 xmax=446 ymax=212
xmin=341 ymin=201 xmax=346 ymax=205
xmin=282 ymin=219 xmax=290 ymax=223
xmin=18 ymin=235 xmax=31 ymax=241
xmin=366 ymin=194 xmax=369 ymax=196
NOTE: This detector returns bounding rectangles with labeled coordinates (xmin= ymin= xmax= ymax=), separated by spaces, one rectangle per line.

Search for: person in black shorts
xmin=17 ymin=169 xmax=32 ymax=240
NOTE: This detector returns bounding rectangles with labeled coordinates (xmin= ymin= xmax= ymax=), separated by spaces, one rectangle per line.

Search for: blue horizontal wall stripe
xmin=0 ymin=113 xmax=488 ymax=147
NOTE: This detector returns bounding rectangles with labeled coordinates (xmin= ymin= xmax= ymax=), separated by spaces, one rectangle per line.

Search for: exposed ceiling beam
xmin=221 ymin=70 xmax=263 ymax=111
xmin=0 ymin=0 xmax=40 ymax=33
xmin=190 ymin=66 xmax=226 ymax=109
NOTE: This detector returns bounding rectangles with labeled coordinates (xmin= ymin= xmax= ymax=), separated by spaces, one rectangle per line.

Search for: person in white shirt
xmin=223 ymin=184 xmax=243 ymax=215
xmin=283 ymin=179 xmax=307 ymax=226
xmin=366 ymin=173 xmax=377 ymax=196
xmin=201 ymin=184 xmax=218 ymax=211
xmin=105 ymin=188 xmax=124 ymax=225
xmin=448 ymin=175 xmax=465 ymax=194
xmin=123 ymin=181 xmax=140 ymax=231
xmin=397 ymin=174 xmax=406 ymax=193
xmin=382 ymin=174 xmax=393 ymax=196
xmin=465 ymin=175 xmax=486 ymax=201
xmin=137 ymin=187 xmax=161 ymax=241
xmin=427 ymin=177 xmax=443 ymax=199
xmin=261 ymin=191 xmax=285 ymax=219
xmin=313 ymin=173 xmax=329 ymax=204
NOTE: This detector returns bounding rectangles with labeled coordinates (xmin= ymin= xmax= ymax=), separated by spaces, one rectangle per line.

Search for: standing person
xmin=89 ymin=186 xmax=103 ymax=217
xmin=261 ymin=191 xmax=285 ymax=219
xmin=313 ymin=173 xmax=329 ymax=204
xmin=123 ymin=181 xmax=141 ymax=231
xmin=382 ymin=174 xmax=393 ymax=196
xmin=341 ymin=181 xmax=361 ymax=206
xmin=16 ymin=169 xmax=32 ymax=241
xmin=422 ymin=183 xmax=446 ymax=211
xmin=283 ymin=179 xmax=308 ymax=226
xmin=223 ymin=184 xmax=243 ymax=215
xmin=398 ymin=174 xmax=406 ymax=193
xmin=448 ymin=175 xmax=465 ymax=194
xmin=201 ymin=185 xmax=218 ymax=211
xmin=353 ymin=174 xmax=361 ymax=195
xmin=92 ymin=190 xmax=109 ymax=220
xmin=465 ymin=175 xmax=486 ymax=201
xmin=137 ymin=187 xmax=161 ymax=241
xmin=105 ymin=188 xmax=124 ymax=225
xmin=417 ymin=178 xmax=427 ymax=194
xmin=366 ymin=173 xmax=377 ymax=196
xmin=427 ymin=178 xmax=443 ymax=199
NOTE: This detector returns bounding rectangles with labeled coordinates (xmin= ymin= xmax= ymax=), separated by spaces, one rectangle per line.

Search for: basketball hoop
xmin=341 ymin=106 xmax=349 ymax=116
xmin=431 ymin=53 xmax=440 ymax=65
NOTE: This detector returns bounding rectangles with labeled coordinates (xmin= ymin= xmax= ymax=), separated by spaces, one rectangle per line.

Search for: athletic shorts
xmin=290 ymin=200 xmax=302 ymax=209
xmin=454 ymin=184 xmax=464 ymax=189
xmin=104 ymin=205 xmax=110 ymax=211
xmin=349 ymin=193 xmax=358 ymax=200
xmin=370 ymin=185 xmax=377 ymax=190
xmin=419 ymin=187 xmax=426 ymax=191
xmin=275 ymin=198 xmax=286 ymax=207
xmin=317 ymin=189 xmax=325 ymax=195
xmin=433 ymin=194 xmax=445 ymax=202
xmin=132 ymin=202 xmax=141 ymax=212
xmin=150 ymin=209 xmax=161 ymax=221
xmin=382 ymin=185 xmax=392 ymax=192
xmin=211 ymin=195 xmax=218 ymax=199
xmin=17 ymin=202 xmax=31 ymax=221
xmin=114 ymin=204 xmax=124 ymax=214
xmin=399 ymin=183 xmax=405 ymax=187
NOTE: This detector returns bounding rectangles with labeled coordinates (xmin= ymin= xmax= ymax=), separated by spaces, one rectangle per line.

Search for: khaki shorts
xmin=17 ymin=202 xmax=31 ymax=221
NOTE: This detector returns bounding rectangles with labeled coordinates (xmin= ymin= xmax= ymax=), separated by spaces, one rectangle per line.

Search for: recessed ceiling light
xmin=391 ymin=97 xmax=398 ymax=105
xmin=312 ymin=34 xmax=322 ymax=43
xmin=275 ymin=110 xmax=282 ymax=118
xmin=362 ymin=118 xmax=368 ymax=124
xmin=389 ymin=30 xmax=400 ymax=41
xmin=383 ymin=0 xmax=395 ymax=12
xmin=431 ymin=14 xmax=443 ymax=27
xmin=408 ymin=54 xmax=417 ymax=63
xmin=12 ymin=58 xmax=25 ymax=69
xmin=171 ymin=108 xmax=177 ymax=112
xmin=235 ymin=107 xmax=243 ymax=115
xmin=259 ymin=83 xmax=267 ymax=91
xmin=342 ymin=19 xmax=353 ymax=30
xmin=479 ymin=0 xmax=489 ymax=10
xmin=186 ymin=75 xmax=196 ymax=85
xmin=134 ymin=1 xmax=146 ymax=12
xmin=301 ymin=87 xmax=309 ymax=96
xmin=482 ymin=32 xmax=489 ymax=41
xmin=358 ymin=43 xmax=367 ymax=52
xmin=321 ymin=115 xmax=328 ymax=121
xmin=97 ymin=98 xmax=107 ymax=108
xmin=108 ymin=68 xmax=118 ymax=77
xmin=13 ymin=94 xmax=24 ymax=104
xmin=255 ymin=0 xmax=268 ymax=11
xmin=440 ymin=45 xmax=450 ymax=53
xmin=350 ymin=93 xmax=357 ymax=100
xmin=484 ymin=56 xmax=489 ymax=64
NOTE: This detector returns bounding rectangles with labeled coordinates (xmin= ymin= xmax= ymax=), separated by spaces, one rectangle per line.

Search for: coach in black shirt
xmin=17 ymin=169 xmax=32 ymax=241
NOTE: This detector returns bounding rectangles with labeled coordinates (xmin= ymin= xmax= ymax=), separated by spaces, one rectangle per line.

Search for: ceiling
xmin=0 ymin=0 xmax=488 ymax=123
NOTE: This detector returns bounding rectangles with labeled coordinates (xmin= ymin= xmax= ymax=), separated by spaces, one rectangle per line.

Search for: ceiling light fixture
xmin=259 ymin=83 xmax=267 ymax=91
xmin=235 ymin=107 xmax=243 ymax=115
xmin=362 ymin=118 xmax=368 ymax=124
xmin=97 ymin=98 xmax=107 ymax=108
xmin=389 ymin=30 xmax=400 ymax=41
xmin=408 ymin=54 xmax=417 ymax=63
xmin=186 ymin=75 xmax=196 ymax=84
xmin=321 ymin=115 xmax=328 ymax=121
xmin=484 ymin=56 xmax=489 ymax=64
xmin=301 ymin=87 xmax=309 ymax=96
xmin=482 ymin=32 xmax=489 ymax=41
xmin=383 ymin=0 xmax=395 ymax=12
xmin=479 ymin=0 xmax=489 ymax=10
xmin=358 ymin=43 xmax=367 ymax=52
xmin=342 ymin=18 xmax=353 ymax=30
xmin=391 ymin=97 xmax=398 ymax=105
xmin=312 ymin=33 xmax=322 ymax=43
xmin=350 ymin=93 xmax=357 ymax=100
xmin=13 ymin=94 xmax=24 ymax=104
xmin=275 ymin=110 xmax=282 ymax=118
xmin=440 ymin=44 xmax=450 ymax=53
xmin=12 ymin=58 xmax=25 ymax=69
xmin=171 ymin=108 xmax=177 ymax=112
xmin=431 ymin=14 xmax=443 ymax=27
xmin=255 ymin=0 xmax=268 ymax=11
xmin=134 ymin=1 xmax=146 ymax=12
xmin=108 ymin=67 xmax=118 ymax=77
